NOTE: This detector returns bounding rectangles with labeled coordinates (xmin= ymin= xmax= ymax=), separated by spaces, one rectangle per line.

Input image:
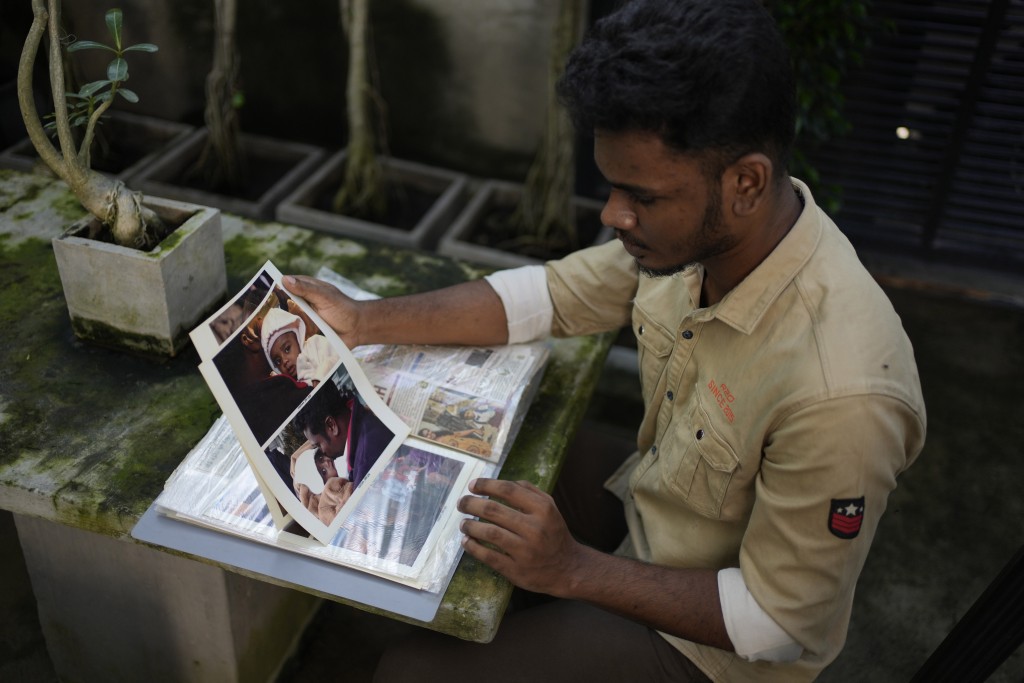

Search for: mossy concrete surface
xmin=0 ymin=170 xmax=613 ymax=644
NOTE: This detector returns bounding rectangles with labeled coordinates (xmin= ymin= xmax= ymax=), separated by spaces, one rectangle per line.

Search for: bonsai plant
xmin=3 ymin=4 xmax=193 ymax=182
xmin=18 ymin=1 xmax=166 ymax=248
xmin=277 ymin=0 xmax=467 ymax=249
xmin=17 ymin=0 xmax=227 ymax=356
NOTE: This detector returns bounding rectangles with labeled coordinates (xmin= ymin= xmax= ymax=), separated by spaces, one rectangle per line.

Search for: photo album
xmin=154 ymin=262 xmax=549 ymax=591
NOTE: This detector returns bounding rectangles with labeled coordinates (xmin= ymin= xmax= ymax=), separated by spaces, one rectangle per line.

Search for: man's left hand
xmin=458 ymin=478 xmax=588 ymax=597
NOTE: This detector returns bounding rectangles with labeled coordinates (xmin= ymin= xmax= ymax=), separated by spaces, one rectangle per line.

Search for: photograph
xmin=332 ymin=444 xmax=468 ymax=569
xmin=191 ymin=267 xmax=274 ymax=357
xmin=210 ymin=286 xmax=340 ymax=446
xmin=277 ymin=370 xmax=403 ymax=527
xmin=417 ymin=387 xmax=504 ymax=457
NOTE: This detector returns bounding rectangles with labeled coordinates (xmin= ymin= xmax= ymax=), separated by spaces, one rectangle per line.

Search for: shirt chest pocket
xmin=632 ymin=305 xmax=674 ymax=396
xmin=658 ymin=398 xmax=740 ymax=519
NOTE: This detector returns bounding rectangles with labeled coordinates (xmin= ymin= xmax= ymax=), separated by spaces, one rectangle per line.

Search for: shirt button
xmin=638 ymin=324 xmax=645 ymax=336
xmin=651 ymin=445 xmax=658 ymax=454
xmin=695 ymin=429 xmax=704 ymax=440
xmin=682 ymin=330 xmax=693 ymax=339
xmin=666 ymin=390 xmax=674 ymax=401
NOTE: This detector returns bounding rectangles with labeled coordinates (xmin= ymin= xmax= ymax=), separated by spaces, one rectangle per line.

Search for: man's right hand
xmin=285 ymin=275 xmax=510 ymax=349
xmin=284 ymin=275 xmax=363 ymax=347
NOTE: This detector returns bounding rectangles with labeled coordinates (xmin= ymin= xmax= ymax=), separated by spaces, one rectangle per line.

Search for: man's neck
xmin=701 ymin=181 xmax=803 ymax=307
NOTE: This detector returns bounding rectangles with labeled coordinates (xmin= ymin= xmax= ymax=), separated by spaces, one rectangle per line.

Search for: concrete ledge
xmin=15 ymin=515 xmax=320 ymax=683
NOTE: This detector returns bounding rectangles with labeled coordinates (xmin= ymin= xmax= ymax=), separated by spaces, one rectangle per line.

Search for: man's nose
xmin=600 ymin=192 xmax=637 ymax=231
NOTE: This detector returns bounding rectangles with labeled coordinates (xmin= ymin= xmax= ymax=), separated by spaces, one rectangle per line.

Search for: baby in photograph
xmin=292 ymin=446 xmax=352 ymax=525
xmin=260 ymin=307 xmax=339 ymax=387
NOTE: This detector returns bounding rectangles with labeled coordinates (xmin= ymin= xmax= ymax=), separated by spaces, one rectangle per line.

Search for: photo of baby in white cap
xmin=260 ymin=307 xmax=340 ymax=387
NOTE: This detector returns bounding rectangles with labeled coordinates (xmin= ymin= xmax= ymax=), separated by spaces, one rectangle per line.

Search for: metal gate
xmin=810 ymin=0 xmax=1024 ymax=273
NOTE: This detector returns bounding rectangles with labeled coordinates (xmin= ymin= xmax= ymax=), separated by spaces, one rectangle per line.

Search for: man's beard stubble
xmin=625 ymin=185 xmax=733 ymax=279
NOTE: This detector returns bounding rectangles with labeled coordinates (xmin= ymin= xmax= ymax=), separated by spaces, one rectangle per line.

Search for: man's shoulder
xmin=790 ymin=221 xmax=922 ymax=402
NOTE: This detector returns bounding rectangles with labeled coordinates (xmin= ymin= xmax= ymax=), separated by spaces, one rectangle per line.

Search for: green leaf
xmin=107 ymin=58 xmax=128 ymax=83
xmin=117 ymin=88 xmax=139 ymax=103
xmin=124 ymin=43 xmax=159 ymax=53
xmin=79 ymin=81 xmax=109 ymax=97
xmin=67 ymin=40 xmax=114 ymax=53
xmin=105 ymin=9 xmax=124 ymax=51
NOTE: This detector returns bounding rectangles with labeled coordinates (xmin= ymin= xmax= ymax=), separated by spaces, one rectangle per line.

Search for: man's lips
xmin=616 ymin=230 xmax=648 ymax=255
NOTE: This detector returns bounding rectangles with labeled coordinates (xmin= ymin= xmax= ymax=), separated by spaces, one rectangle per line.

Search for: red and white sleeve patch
xmin=828 ymin=497 xmax=865 ymax=539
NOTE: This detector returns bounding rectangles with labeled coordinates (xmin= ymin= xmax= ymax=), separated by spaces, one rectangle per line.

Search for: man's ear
xmin=725 ymin=153 xmax=772 ymax=217
xmin=324 ymin=415 xmax=339 ymax=437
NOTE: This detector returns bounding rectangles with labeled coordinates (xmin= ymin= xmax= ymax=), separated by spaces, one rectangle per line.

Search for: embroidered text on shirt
xmin=706 ymin=379 xmax=736 ymax=423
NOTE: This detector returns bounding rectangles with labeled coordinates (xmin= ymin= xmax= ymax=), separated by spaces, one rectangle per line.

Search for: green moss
xmin=223 ymin=229 xmax=473 ymax=297
xmin=99 ymin=379 xmax=220 ymax=517
xmin=0 ymin=229 xmax=221 ymax=526
xmin=0 ymin=171 xmax=48 ymax=211
xmin=52 ymin=192 xmax=88 ymax=223
xmin=499 ymin=334 xmax=612 ymax=490
xmin=69 ymin=316 xmax=182 ymax=357
xmin=152 ymin=224 xmax=188 ymax=254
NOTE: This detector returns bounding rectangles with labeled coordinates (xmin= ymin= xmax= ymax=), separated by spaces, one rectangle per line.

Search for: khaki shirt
xmin=544 ymin=180 xmax=926 ymax=682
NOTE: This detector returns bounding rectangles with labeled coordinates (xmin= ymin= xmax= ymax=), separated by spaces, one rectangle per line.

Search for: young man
xmin=287 ymin=1 xmax=925 ymax=680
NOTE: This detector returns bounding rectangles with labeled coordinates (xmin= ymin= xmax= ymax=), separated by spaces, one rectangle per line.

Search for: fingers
xmin=466 ymin=478 xmax=550 ymax=514
xmin=457 ymin=478 xmax=580 ymax=596
xmin=282 ymin=274 xmax=323 ymax=299
xmin=283 ymin=274 xmax=361 ymax=346
xmin=457 ymin=478 xmax=554 ymax=549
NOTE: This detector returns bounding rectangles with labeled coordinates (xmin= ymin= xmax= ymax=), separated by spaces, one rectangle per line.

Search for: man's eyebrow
xmin=608 ymin=180 xmax=658 ymax=195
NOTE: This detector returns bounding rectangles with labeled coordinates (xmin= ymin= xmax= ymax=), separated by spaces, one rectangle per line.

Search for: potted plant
xmin=277 ymin=0 xmax=467 ymax=250
xmin=18 ymin=1 xmax=227 ymax=356
xmin=132 ymin=0 xmax=324 ymax=219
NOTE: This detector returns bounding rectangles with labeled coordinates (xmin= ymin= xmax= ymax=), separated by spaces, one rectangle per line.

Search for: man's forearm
xmin=357 ymin=280 xmax=509 ymax=347
xmin=562 ymin=545 xmax=734 ymax=651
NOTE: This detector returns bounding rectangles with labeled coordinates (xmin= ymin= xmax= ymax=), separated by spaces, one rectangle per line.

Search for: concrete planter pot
xmin=276 ymin=149 xmax=469 ymax=250
xmin=438 ymin=179 xmax=612 ymax=270
xmin=52 ymin=196 xmax=227 ymax=357
xmin=0 ymin=110 xmax=194 ymax=181
xmin=133 ymin=127 xmax=325 ymax=219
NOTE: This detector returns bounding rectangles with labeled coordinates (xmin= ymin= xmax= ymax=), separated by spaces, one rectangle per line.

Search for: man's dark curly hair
xmin=293 ymin=379 xmax=351 ymax=438
xmin=557 ymin=0 xmax=796 ymax=181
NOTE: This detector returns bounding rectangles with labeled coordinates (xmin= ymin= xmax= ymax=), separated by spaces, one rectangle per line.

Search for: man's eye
xmin=630 ymin=192 xmax=656 ymax=206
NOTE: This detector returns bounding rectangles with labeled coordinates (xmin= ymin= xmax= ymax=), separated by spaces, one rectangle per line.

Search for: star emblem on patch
xmin=828 ymin=497 xmax=865 ymax=539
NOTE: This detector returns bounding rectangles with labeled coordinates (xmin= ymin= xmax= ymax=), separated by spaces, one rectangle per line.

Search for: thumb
xmin=283 ymin=274 xmax=316 ymax=299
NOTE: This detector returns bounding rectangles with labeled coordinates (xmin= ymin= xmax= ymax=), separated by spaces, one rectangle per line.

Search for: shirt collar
xmin=694 ymin=178 xmax=823 ymax=334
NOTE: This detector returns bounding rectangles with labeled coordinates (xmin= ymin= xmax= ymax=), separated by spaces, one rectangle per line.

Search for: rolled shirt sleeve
xmin=484 ymin=265 xmax=552 ymax=344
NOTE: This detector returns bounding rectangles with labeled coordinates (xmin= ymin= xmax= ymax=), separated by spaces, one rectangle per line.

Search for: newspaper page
xmin=317 ymin=266 xmax=549 ymax=465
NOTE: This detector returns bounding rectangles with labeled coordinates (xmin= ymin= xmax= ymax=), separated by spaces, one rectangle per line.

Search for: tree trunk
xmin=194 ymin=0 xmax=245 ymax=191
xmin=509 ymin=0 xmax=586 ymax=252
xmin=332 ymin=0 xmax=385 ymax=217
